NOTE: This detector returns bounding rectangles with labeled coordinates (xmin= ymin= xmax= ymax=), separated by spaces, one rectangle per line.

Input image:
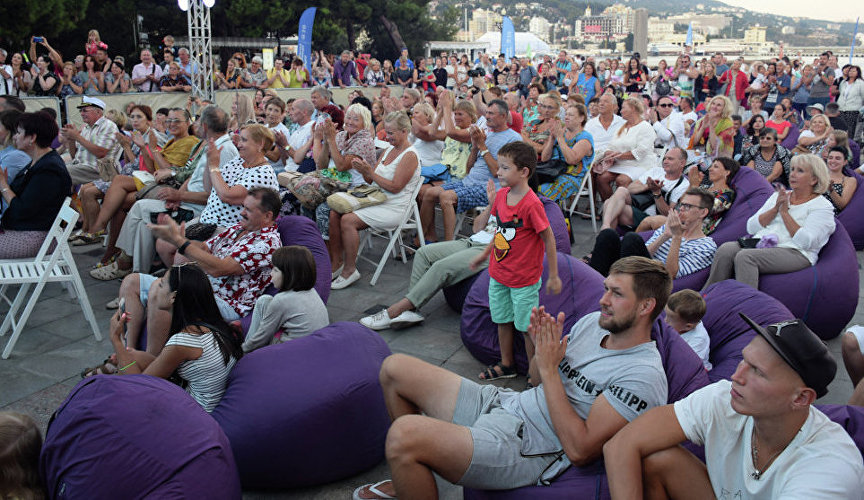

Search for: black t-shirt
xmin=433 ymin=67 xmax=448 ymax=88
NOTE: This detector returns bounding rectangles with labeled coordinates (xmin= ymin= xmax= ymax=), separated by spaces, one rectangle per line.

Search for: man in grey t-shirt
xmin=353 ymin=257 xmax=670 ymax=499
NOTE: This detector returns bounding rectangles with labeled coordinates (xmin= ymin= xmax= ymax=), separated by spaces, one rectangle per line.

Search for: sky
xmin=718 ymin=0 xmax=861 ymax=23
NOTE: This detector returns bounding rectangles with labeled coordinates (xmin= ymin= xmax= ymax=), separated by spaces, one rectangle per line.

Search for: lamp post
xmin=178 ymin=0 xmax=214 ymax=100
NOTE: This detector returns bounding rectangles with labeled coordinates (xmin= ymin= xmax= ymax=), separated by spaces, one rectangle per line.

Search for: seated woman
xmin=739 ymin=128 xmax=792 ymax=185
xmin=312 ymin=103 xmax=377 ymax=240
xmin=741 ymin=114 xmax=766 ymax=151
xmin=0 ymin=112 xmax=72 ymax=259
xmin=794 ymin=114 xmax=832 ymax=155
xmin=823 ymin=146 xmax=857 ymax=214
xmin=765 ymin=102 xmax=793 ymax=141
xmin=821 ymin=130 xmax=853 ymax=166
xmin=103 ymin=61 xmax=132 ymax=94
xmin=408 ymin=102 xmax=445 ymax=183
xmin=428 ymin=90 xmax=475 ymax=182
xmin=538 ymin=103 xmax=594 ymax=203
xmin=241 ymin=246 xmax=329 ymax=353
xmin=594 ymin=97 xmax=657 ymax=200
xmin=704 ymin=154 xmax=835 ymax=290
xmin=107 ymin=264 xmax=242 ymax=413
xmin=0 ymin=110 xmax=31 ymax=191
xmin=587 ymin=188 xmax=717 ymax=279
xmin=688 ymin=95 xmax=736 ymax=159
xmin=159 ymin=62 xmax=192 ymax=92
xmin=521 ymin=93 xmax=561 ymax=159
xmin=328 ymin=111 xmax=422 ymax=289
xmin=639 ymin=157 xmax=738 ymax=235
xmin=77 ymin=108 xmax=195 ymax=253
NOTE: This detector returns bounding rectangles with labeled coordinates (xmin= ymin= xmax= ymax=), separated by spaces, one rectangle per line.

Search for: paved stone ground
xmin=1 ymin=214 xmax=860 ymax=499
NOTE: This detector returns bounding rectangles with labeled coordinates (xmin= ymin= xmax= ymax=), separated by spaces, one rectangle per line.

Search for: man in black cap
xmin=603 ymin=314 xmax=864 ymax=499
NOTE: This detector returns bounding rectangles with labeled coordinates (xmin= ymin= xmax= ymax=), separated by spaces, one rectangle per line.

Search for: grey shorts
xmin=453 ymin=378 xmax=563 ymax=490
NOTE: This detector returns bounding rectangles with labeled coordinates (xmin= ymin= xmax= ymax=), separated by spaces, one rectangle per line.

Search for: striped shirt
xmin=646 ymin=226 xmax=717 ymax=278
xmin=70 ymin=115 xmax=118 ymax=170
xmin=166 ymin=331 xmax=237 ymax=412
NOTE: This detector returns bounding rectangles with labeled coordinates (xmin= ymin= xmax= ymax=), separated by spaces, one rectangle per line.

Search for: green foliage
xmin=0 ymin=0 xmax=90 ymax=53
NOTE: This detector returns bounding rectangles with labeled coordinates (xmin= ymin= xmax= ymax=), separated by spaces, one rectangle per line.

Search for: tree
xmin=0 ymin=0 xmax=90 ymax=54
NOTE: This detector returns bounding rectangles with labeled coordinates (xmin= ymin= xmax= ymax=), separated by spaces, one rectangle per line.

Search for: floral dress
xmin=538 ymin=130 xmax=595 ymax=203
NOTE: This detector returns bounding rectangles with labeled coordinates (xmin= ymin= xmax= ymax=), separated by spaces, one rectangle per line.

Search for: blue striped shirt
xmin=646 ymin=226 xmax=717 ymax=278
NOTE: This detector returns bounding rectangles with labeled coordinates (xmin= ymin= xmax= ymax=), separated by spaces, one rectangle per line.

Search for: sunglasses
xmin=658 ymin=103 xmax=674 ymax=108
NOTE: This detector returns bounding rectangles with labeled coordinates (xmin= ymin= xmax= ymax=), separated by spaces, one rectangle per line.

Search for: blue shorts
xmin=488 ymin=276 xmax=541 ymax=332
xmin=138 ymin=273 xmax=240 ymax=321
xmin=440 ymin=179 xmax=488 ymax=214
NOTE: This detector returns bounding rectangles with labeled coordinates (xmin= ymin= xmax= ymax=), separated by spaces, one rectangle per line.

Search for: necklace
xmin=750 ymin=427 xmax=793 ymax=480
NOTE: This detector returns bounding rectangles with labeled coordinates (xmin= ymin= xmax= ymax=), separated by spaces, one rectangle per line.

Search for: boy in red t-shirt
xmin=470 ymin=141 xmax=562 ymax=381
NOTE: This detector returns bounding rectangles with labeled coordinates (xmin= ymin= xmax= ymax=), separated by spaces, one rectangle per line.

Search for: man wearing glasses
xmin=587 ymin=187 xmax=717 ymax=279
xmin=650 ymin=96 xmax=686 ymax=150
xmin=60 ymin=96 xmax=119 ymax=184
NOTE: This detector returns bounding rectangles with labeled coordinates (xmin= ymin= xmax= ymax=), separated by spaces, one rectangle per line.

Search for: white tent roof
xmin=475 ymin=32 xmax=551 ymax=57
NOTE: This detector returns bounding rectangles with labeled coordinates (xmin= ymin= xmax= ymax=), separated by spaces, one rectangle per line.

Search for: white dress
xmin=355 ymin=146 xmax=421 ymax=231
xmin=606 ymin=120 xmax=658 ymax=180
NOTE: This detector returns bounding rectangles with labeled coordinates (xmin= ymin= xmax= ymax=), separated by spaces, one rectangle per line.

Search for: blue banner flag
xmin=298 ymin=7 xmax=317 ymax=71
xmin=501 ymin=16 xmax=515 ymax=59
xmin=685 ymin=22 xmax=693 ymax=47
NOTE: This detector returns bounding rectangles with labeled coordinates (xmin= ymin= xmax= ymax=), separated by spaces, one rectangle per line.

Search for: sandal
xmin=581 ymin=254 xmax=592 ymax=265
xmin=71 ymin=230 xmax=105 ymax=246
xmin=478 ymin=362 xmax=517 ymax=381
xmin=81 ymin=358 xmax=118 ymax=378
xmin=352 ymin=480 xmax=397 ymax=500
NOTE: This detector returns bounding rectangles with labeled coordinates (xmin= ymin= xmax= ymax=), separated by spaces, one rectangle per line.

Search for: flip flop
xmin=352 ymin=480 xmax=397 ymax=500
xmin=478 ymin=361 xmax=517 ymax=381
xmin=81 ymin=358 xmax=118 ymax=378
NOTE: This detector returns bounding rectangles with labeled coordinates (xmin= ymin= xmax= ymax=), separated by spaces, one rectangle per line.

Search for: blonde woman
xmin=689 ymin=95 xmax=735 ymax=158
xmin=594 ymin=97 xmax=657 ymax=199
xmin=329 ymin=111 xmax=421 ymax=289
xmin=795 ymin=114 xmax=832 ymax=155
xmin=229 ymin=92 xmax=255 ymax=133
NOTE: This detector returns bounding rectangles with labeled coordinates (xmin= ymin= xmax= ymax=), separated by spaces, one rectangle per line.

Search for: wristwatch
xmin=479 ymin=149 xmax=489 ymax=157
xmin=652 ymin=193 xmax=662 ymax=199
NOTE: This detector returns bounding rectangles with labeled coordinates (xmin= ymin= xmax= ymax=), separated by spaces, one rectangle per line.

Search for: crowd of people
xmin=3 ymin=31 xmax=864 ymax=499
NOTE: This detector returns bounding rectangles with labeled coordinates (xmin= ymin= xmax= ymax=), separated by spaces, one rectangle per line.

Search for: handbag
xmin=630 ymin=192 xmax=656 ymax=211
xmin=420 ymin=163 xmax=451 ymax=184
xmin=327 ymin=184 xmax=387 ymax=214
xmin=535 ymin=159 xmax=568 ymax=184
xmin=96 ymin=156 xmax=121 ymax=182
xmin=279 ymin=170 xmax=350 ymax=210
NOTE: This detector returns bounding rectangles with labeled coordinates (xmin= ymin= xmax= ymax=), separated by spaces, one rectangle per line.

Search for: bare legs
xmin=91 ymin=176 xmax=138 ymax=233
xmin=842 ymin=332 xmax=864 ymax=406
xmin=641 ymin=446 xmax=715 ymax=500
xmin=328 ymin=210 xmax=369 ymax=278
xmin=596 ymin=172 xmax=633 ymax=202
xmin=601 ymin=186 xmax=635 ymax=230
xmin=419 ymin=185 xmax=460 ymax=242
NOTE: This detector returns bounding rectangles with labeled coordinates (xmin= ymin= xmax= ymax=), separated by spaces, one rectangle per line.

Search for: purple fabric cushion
xmin=211 ymin=322 xmax=391 ymax=489
xmin=837 ymin=170 xmax=864 ymax=250
xmin=463 ymin=461 xmax=611 ymax=500
xmin=780 ymin=124 xmax=800 ymax=150
xmin=40 ymin=375 xmax=240 ymax=499
xmin=276 ymin=215 xmax=331 ymax=305
xmin=442 ymin=196 xmax=571 ymax=313
xmin=816 ymin=405 xmax=864 ymax=458
xmin=638 ymin=167 xmax=774 ymax=291
xmin=850 ymin=140 xmax=861 ymax=170
xmin=461 ymin=253 xmax=604 ymax=373
xmin=701 ymin=280 xmax=794 ymax=382
xmin=759 ymin=223 xmax=859 ymax=340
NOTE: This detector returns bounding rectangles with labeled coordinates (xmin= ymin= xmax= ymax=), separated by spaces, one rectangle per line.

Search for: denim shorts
xmin=453 ymin=378 xmax=563 ymax=489
xmin=488 ymin=277 xmax=541 ymax=332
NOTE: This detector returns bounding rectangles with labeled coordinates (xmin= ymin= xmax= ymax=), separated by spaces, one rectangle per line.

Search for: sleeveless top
xmin=823 ymin=179 xmax=847 ymax=214
xmin=166 ymin=331 xmax=237 ymax=412
xmin=752 ymin=148 xmax=779 ymax=178
xmin=374 ymin=145 xmax=421 ymax=205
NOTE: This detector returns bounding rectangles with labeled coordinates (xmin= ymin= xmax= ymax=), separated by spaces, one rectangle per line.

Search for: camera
xmin=467 ymin=68 xmax=485 ymax=78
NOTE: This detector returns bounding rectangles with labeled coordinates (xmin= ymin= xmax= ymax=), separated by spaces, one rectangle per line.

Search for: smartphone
xmin=33 ymin=36 xmax=44 ymax=43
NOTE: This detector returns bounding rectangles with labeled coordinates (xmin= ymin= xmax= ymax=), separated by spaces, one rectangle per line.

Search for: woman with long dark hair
xmin=108 ymin=263 xmax=242 ymax=412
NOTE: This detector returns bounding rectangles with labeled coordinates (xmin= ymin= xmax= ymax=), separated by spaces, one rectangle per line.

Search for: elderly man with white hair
xmin=131 ymin=49 xmax=163 ymax=92
xmin=60 ymin=96 xmax=119 ymax=184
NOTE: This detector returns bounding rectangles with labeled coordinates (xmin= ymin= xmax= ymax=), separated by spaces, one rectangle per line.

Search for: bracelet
xmin=210 ymin=168 xmax=221 ymax=174
xmin=178 ymin=240 xmax=192 ymax=255
xmin=479 ymin=149 xmax=489 ymax=157
xmin=118 ymin=361 xmax=136 ymax=372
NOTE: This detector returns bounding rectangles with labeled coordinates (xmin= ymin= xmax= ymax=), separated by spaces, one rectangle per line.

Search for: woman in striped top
xmin=108 ymin=264 xmax=243 ymax=412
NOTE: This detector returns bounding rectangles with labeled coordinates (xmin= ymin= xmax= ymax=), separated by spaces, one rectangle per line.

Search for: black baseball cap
xmin=739 ymin=313 xmax=836 ymax=398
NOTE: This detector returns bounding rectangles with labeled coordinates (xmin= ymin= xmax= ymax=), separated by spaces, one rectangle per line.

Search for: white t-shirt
xmin=652 ymin=112 xmax=687 ymax=150
xmin=0 ymin=64 xmax=14 ymax=95
xmin=284 ymin=121 xmax=314 ymax=172
xmin=412 ymin=134 xmax=445 ymax=167
xmin=680 ymin=321 xmax=711 ymax=370
xmin=636 ymin=166 xmax=688 ymax=216
xmin=675 ymin=380 xmax=864 ymax=499
xmin=268 ymin=122 xmax=291 ymax=173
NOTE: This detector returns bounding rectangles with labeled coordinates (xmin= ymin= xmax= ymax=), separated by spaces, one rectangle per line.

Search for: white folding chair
xmin=358 ymin=180 xmax=425 ymax=286
xmin=0 ymin=198 xmax=102 ymax=359
xmin=567 ymin=167 xmax=598 ymax=234
xmin=453 ymin=205 xmax=486 ymax=238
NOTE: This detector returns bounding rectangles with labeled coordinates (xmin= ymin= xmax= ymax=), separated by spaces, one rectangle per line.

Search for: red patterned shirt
xmin=206 ymin=223 xmax=282 ymax=315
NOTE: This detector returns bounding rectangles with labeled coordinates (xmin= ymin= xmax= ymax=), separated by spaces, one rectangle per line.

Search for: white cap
xmin=77 ymin=96 xmax=106 ymax=110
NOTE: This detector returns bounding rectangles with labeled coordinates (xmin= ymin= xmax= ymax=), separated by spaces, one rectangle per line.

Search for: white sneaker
xmin=331 ymin=269 xmax=361 ymax=290
xmin=331 ymin=263 xmax=344 ymax=280
xmin=389 ymin=310 xmax=425 ymax=330
xmin=360 ymin=310 xmax=392 ymax=330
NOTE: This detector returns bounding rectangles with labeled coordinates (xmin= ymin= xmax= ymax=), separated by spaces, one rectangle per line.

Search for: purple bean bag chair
xmin=701 ymin=280 xmax=794 ymax=382
xmin=780 ymin=123 xmax=800 ymax=150
xmin=816 ymin=405 xmax=864 ymax=458
xmin=837 ymin=169 xmax=864 ymax=250
xmin=443 ymin=196 xmax=571 ymax=313
xmin=759 ymin=223 xmax=859 ymax=340
xmin=850 ymin=140 xmax=860 ymax=170
xmin=637 ymin=167 xmax=775 ymax=292
xmin=40 ymin=375 xmax=240 ymax=499
xmin=211 ymin=322 xmax=391 ymax=489
xmin=276 ymin=215 xmax=331 ymax=305
xmin=460 ymin=253 xmax=604 ymax=374
xmin=463 ymin=308 xmax=710 ymax=499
